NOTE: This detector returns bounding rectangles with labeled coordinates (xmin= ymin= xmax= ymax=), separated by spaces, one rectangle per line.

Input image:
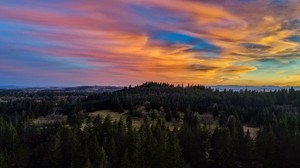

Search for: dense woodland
xmin=0 ymin=82 xmax=300 ymax=167
xmin=107 ymin=82 xmax=300 ymax=125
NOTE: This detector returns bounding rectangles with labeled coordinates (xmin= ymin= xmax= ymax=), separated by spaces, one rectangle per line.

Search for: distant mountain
xmin=0 ymin=86 xmax=123 ymax=93
xmin=210 ymin=85 xmax=300 ymax=92
xmin=61 ymin=86 xmax=123 ymax=93
xmin=1 ymin=84 xmax=300 ymax=92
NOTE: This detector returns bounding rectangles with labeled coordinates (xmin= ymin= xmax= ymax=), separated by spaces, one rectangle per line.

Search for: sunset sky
xmin=1 ymin=0 xmax=300 ymax=86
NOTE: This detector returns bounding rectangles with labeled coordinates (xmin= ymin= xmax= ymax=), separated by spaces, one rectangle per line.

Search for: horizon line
xmin=1 ymin=84 xmax=300 ymax=89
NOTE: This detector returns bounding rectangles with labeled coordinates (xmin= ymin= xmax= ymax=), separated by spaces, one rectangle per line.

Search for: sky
xmin=1 ymin=0 xmax=300 ymax=86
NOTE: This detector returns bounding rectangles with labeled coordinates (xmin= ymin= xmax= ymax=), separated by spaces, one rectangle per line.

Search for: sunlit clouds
xmin=1 ymin=0 xmax=300 ymax=86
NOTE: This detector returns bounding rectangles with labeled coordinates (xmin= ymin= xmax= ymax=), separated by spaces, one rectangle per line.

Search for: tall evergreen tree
xmin=165 ymin=131 xmax=185 ymax=168
xmin=256 ymin=125 xmax=276 ymax=168
xmin=46 ymin=133 xmax=62 ymax=168
xmin=210 ymin=127 xmax=235 ymax=168
xmin=120 ymin=149 xmax=130 ymax=168
xmin=84 ymin=159 xmax=93 ymax=168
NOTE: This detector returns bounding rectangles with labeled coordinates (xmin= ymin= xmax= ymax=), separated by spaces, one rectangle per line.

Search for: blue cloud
xmin=252 ymin=58 xmax=299 ymax=71
xmin=241 ymin=43 xmax=271 ymax=49
xmin=152 ymin=31 xmax=195 ymax=44
xmin=152 ymin=31 xmax=222 ymax=54
xmin=238 ymin=0 xmax=255 ymax=4
xmin=128 ymin=4 xmax=179 ymax=24
xmin=0 ymin=20 xmax=56 ymax=48
xmin=272 ymin=0 xmax=287 ymax=5
xmin=287 ymin=36 xmax=300 ymax=42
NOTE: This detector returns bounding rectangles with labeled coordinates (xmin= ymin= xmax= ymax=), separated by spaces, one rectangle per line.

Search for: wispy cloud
xmin=1 ymin=0 xmax=300 ymax=86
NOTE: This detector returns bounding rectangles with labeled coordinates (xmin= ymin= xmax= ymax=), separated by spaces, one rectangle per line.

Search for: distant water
xmin=210 ymin=86 xmax=300 ymax=92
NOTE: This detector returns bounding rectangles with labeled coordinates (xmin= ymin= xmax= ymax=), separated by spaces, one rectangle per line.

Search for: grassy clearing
xmin=88 ymin=110 xmax=183 ymax=130
xmin=88 ymin=110 xmax=218 ymax=130
xmin=88 ymin=110 xmax=127 ymax=121
xmin=33 ymin=115 xmax=67 ymax=125
xmin=243 ymin=126 xmax=260 ymax=138
xmin=32 ymin=110 xmax=259 ymax=138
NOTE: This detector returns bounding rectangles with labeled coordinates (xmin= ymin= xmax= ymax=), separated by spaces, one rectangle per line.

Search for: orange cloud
xmin=1 ymin=0 xmax=300 ymax=86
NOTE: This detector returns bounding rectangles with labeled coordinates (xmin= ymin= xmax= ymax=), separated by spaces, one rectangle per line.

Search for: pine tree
xmin=126 ymin=116 xmax=133 ymax=131
xmin=127 ymin=129 xmax=139 ymax=168
xmin=61 ymin=128 xmax=79 ymax=167
xmin=210 ymin=127 xmax=234 ymax=167
xmin=165 ymin=110 xmax=172 ymax=122
xmin=103 ymin=115 xmax=113 ymax=136
xmin=93 ymin=115 xmax=104 ymax=145
xmin=116 ymin=118 xmax=128 ymax=159
xmin=104 ymin=136 xmax=117 ymax=168
xmin=15 ymin=145 xmax=29 ymax=168
xmin=47 ymin=133 xmax=62 ymax=168
xmin=120 ymin=149 xmax=130 ymax=168
xmin=165 ymin=131 xmax=185 ymax=168
xmin=219 ymin=114 xmax=227 ymax=127
xmin=227 ymin=114 xmax=244 ymax=162
xmin=0 ymin=151 xmax=9 ymax=168
xmin=84 ymin=159 xmax=93 ymax=168
xmin=128 ymin=101 xmax=134 ymax=116
xmin=239 ymin=130 xmax=254 ymax=167
xmin=256 ymin=125 xmax=276 ymax=168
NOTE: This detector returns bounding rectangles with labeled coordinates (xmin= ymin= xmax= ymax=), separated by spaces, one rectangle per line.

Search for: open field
xmin=88 ymin=110 xmax=259 ymax=138
xmin=33 ymin=114 xmax=67 ymax=125
xmin=32 ymin=110 xmax=259 ymax=138
xmin=88 ymin=110 xmax=183 ymax=130
xmin=243 ymin=126 xmax=260 ymax=138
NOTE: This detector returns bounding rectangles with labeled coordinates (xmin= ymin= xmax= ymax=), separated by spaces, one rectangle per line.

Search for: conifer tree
xmin=0 ymin=151 xmax=9 ymax=168
xmin=84 ymin=159 xmax=93 ymax=168
xmin=165 ymin=131 xmax=185 ymax=168
xmin=61 ymin=128 xmax=79 ymax=167
xmin=256 ymin=125 xmax=276 ymax=168
xmin=98 ymin=148 xmax=110 ymax=168
xmin=239 ymin=130 xmax=255 ymax=167
xmin=15 ymin=145 xmax=29 ymax=168
xmin=47 ymin=133 xmax=62 ymax=168
xmin=210 ymin=127 xmax=234 ymax=167
xmin=120 ymin=149 xmax=130 ymax=168
xmin=219 ymin=114 xmax=227 ymax=127
xmin=104 ymin=136 xmax=117 ymax=168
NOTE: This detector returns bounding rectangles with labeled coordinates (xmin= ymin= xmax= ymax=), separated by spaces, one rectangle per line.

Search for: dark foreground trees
xmin=0 ymin=113 xmax=300 ymax=168
xmin=0 ymin=115 xmax=186 ymax=168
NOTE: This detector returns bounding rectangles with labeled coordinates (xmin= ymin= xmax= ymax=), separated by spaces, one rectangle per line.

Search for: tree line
xmin=105 ymin=82 xmax=300 ymax=126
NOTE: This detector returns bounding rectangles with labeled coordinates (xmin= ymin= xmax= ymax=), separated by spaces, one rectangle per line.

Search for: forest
xmin=0 ymin=82 xmax=300 ymax=168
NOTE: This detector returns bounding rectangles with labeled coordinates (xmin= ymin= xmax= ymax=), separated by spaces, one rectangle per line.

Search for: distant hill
xmin=0 ymin=86 xmax=123 ymax=93
xmin=1 ymin=83 xmax=299 ymax=92
xmin=211 ymin=85 xmax=300 ymax=92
